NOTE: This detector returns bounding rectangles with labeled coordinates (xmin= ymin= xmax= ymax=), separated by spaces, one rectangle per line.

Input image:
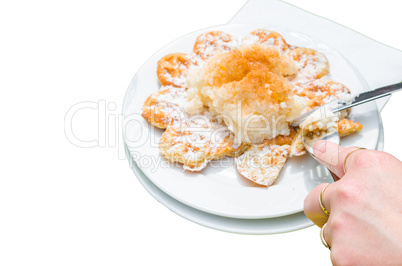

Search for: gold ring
xmin=319 ymin=184 xmax=330 ymax=215
xmin=320 ymin=223 xmax=331 ymax=250
xmin=343 ymin=147 xmax=366 ymax=174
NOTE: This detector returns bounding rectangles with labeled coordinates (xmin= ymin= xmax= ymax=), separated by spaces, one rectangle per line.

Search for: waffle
xmin=338 ymin=119 xmax=363 ymax=137
xmin=294 ymin=79 xmax=352 ymax=110
xmin=235 ymin=143 xmax=290 ymax=186
xmin=289 ymin=48 xmax=330 ymax=84
xmin=234 ymin=129 xmax=298 ymax=186
xmin=140 ymin=29 xmax=364 ymax=185
xmin=243 ymin=29 xmax=289 ymax=52
xmin=159 ymin=112 xmax=249 ymax=171
xmin=291 ymin=118 xmax=363 ymax=157
xmin=192 ymin=31 xmax=238 ymax=66
xmin=141 ymin=86 xmax=187 ymax=129
xmin=289 ymin=129 xmax=306 ymax=156
xmin=157 ymin=53 xmax=191 ymax=88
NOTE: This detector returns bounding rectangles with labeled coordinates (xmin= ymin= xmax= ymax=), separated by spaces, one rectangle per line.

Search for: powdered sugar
xmin=146 ymin=86 xmax=188 ymax=125
xmin=159 ymin=111 xmax=242 ymax=171
xmin=235 ymin=143 xmax=290 ymax=186
xmin=156 ymin=86 xmax=187 ymax=105
xmin=173 ymin=112 xmax=235 ymax=156
xmin=167 ymin=75 xmax=186 ymax=87
xmin=290 ymin=50 xmax=329 ymax=85
xmin=242 ymin=30 xmax=288 ymax=52
xmin=241 ymin=34 xmax=260 ymax=46
xmin=190 ymin=32 xmax=239 ymax=68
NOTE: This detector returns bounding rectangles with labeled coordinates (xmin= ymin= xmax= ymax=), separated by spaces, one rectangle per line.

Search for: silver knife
xmin=291 ymin=81 xmax=402 ymax=127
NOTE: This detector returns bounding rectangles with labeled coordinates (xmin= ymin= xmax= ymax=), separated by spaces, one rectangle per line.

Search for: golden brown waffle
xmin=157 ymin=53 xmax=191 ymax=88
xmin=192 ymin=31 xmax=238 ymax=64
xmin=235 ymin=143 xmax=290 ymax=186
xmin=289 ymin=48 xmax=330 ymax=84
xmin=290 ymin=119 xmax=363 ymax=156
xmin=294 ymin=79 xmax=351 ymax=110
xmin=243 ymin=29 xmax=289 ymax=52
xmin=141 ymin=87 xmax=187 ymax=129
xmin=159 ymin=112 xmax=249 ymax=171
xmin=338 ymin=119 xmax=363 ymax=137
xmin=234 ymin=129 xmax=299 ymax=186
xmin=289 ymin=129 xmax=306 ymax=156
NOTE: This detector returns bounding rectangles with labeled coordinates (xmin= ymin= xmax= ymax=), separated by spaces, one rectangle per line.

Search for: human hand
xmin=304 ymin=140 xmax=402 ymax=265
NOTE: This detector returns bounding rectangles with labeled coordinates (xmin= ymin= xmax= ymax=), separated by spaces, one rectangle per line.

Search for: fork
xmin=302 ymin=130 xmax=340 ymax=181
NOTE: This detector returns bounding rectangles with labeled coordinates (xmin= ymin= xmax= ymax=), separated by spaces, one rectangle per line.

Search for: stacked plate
xmin=122 ymin=24 xmax=383 ymax=234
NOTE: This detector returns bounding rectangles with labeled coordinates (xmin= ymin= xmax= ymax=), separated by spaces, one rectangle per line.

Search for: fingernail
xmin=314 ymin=140 xmax=327 ymax=154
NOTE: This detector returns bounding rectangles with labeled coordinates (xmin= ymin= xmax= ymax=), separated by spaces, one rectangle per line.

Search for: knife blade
xmin=291 ymin=81 xmax=402 ymax=127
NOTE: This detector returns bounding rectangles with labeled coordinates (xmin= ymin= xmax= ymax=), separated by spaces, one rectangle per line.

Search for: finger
xmin=313 ymin=141 xmax=360 ymax=178
xmin=304 ymin=183 xmax=331 ymax=227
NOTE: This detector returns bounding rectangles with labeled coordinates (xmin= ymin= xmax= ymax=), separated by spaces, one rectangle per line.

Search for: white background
xmin=1 ymin=0 xmax=401 ymax=265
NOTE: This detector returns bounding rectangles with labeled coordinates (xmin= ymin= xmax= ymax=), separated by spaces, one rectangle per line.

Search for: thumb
xmin=313 ymin=140 xmax=360 ymax=178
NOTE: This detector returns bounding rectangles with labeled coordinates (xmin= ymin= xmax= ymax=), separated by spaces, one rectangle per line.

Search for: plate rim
xmin=122 ymin=23 xmax=380 ymax=219
xmin=122 ymin=110 xmax=384 ymax=234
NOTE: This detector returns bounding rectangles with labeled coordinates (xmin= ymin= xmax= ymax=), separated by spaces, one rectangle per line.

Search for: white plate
xmin=124 ymin=115 xmax=384 ymax=234
xmin=122 ymin=24 xmax=380 ymax=219
xmin=125 ymin=143 xmax=314 ymax=234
